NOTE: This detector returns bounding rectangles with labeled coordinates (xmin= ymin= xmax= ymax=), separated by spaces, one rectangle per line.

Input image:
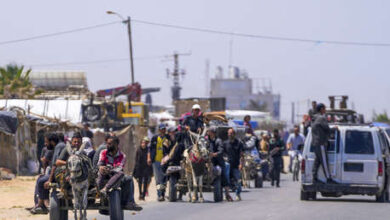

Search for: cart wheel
xmin=169 ymin=175 xmax=178 ymax=202
xmin=49 ymin=192 xmax=68 ymax=220
xmin=213 ymin=177 xmax=223 ymax=202
xmin=109 ymin=190 xmax=123 ymax=220
xmin=255 ymin=172 xmax=263 ymax=188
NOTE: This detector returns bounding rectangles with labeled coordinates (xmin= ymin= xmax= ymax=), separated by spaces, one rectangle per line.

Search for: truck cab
xmin=120 ymin=101 xmax=148 ymax=126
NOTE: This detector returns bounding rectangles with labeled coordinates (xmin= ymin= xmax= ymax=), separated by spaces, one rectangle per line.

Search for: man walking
xmin=268 ymin=129 xmax=285 ymax=187
xmin=224 ymin=128 xmax=244 ymax=201
xmin=311 ymin=103 xmax=335 ymax=184
xmin=148 ymin=124 xmax=170 ymax=201
xmin=208 ymin=127 xmax=232 ymax=201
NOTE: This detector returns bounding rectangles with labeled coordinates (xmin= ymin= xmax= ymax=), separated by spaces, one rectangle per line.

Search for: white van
xmin=300 ymin=125 xmax=390 ymax=202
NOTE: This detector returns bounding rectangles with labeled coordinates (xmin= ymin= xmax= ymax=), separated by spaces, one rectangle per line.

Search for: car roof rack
xmin=329 ymin=122 xmax=373 ymax=127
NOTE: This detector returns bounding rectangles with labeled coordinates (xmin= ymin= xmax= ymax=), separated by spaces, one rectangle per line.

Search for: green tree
xmin=0 ymin=64 xmax=38 ymax=98
xmin=373 ymin=111 xmax=390 ymax=123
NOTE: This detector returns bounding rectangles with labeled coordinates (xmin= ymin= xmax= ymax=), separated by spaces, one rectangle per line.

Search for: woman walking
xmin=133 ymin=137 xmax=153 ymax=200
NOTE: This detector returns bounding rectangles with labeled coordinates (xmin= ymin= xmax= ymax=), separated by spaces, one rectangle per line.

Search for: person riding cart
xmin=182 ymin=104 xmax=204 ymax=148
xmin=97 ymin=136 xmax=142 ymax=210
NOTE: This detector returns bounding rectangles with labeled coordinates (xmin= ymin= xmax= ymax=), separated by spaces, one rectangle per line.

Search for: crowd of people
xmin=27 ymin=101 xmax=333 ymax=215
xmin=28 ymin=123 xmax=142 ymax=215
xmin=133 ymin=104 xmax=314 ymax=203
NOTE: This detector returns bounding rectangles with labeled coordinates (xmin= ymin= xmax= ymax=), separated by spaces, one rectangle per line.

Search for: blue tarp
xmin=0 ymin=111 xmax=18 ymax=134
xmin=372 ymin=122 xmax=390 ymax=128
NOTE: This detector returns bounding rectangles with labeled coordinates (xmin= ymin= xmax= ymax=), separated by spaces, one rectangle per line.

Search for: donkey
xmin=183 ymin=129 xmax=210 ymax=203
xmin=67 ymin=142 xmax=91 ymax=220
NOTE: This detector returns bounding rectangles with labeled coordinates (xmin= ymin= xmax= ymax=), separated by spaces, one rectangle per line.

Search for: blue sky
xmin=1 ymin=0 xmax=389 ymax=122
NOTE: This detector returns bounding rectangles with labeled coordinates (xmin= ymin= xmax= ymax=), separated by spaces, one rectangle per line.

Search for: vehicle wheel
xmin=300 ymin=190 xmax=309 ymax=201
xmin=169 ymin=175 xmax=178 ymax=202
xmin=255 ymin=172 xmax=263 ymax=188
xmin=385 ymin=180 xmax=390 ymax=202
xmin=310 ymin=192 xmax=317 ymax=200
xmin=109 ymin=190 xmax=124 ymax=220
xmin=49 ymin=192 xmax=68 ymax=220
xmin=213 ymin=177 xmax=223 ymax=202
xmin=99 ymin=209 xmax=110 ymax=215
xmin=376 ymin=189 xmax=387 ymax=203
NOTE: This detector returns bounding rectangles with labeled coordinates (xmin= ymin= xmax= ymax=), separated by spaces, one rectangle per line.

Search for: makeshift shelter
xmin=0 ymin=107 xmax=80 ymax=175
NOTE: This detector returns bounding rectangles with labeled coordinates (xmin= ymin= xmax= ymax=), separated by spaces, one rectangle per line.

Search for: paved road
xmin=90 ymin=174 xmax=390 ymax=220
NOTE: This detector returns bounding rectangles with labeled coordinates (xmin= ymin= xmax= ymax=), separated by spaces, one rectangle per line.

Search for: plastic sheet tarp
xmin=0 ymin=99 xmax=82 ymax=123
xmin=0 ymin=111 xmax=18 ymax=134
xmin=372 ymin=122 xmax=390 ymax=128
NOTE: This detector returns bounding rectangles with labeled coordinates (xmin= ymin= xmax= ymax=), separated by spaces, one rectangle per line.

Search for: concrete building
xmin=210 ymin=66 xmax=281 ymax=120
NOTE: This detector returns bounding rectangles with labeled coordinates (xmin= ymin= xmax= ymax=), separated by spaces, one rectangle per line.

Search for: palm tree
xmin=0 ymin=64 xmax=36 ymax=98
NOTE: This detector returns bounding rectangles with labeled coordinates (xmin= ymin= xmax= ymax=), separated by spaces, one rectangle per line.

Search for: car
xmin=300 ymin=124 xmax=390 ymax=202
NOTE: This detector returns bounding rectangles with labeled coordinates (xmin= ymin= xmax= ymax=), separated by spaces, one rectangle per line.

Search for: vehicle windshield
xmin=345 ymin=130 xmax=374 ymax=154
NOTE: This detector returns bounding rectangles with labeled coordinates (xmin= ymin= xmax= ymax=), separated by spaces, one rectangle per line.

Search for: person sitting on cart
xmin=29 ymin=133 xmax=56 ymax=215
xmin=183 ymin=104 xmax=204 ymax=133
xmin=243 ymin=115 xmax=253 ymax=135
xmin=97 ymin=135 xmax=126 ymax=194
xmin=208 ymin=127 xmax=233 ymax=201
xmin=54 ymin=132 xmax=84 ymax=184
xmin=243 ymin=128 xmax=260 ymax=158
xmin=97 ymin=136 xmax=142 ymax=210
xmin=259 ymin=133 xmax=270 ymax=154
xmin=183 ymin=104 xmax=204 ymax=148
xmin=161 ymin=130 xmax=187 ymax=201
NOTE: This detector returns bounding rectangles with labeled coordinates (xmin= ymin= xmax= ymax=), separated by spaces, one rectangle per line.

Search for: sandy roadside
xmin=0 ymin=176 xmax=157 ymax=220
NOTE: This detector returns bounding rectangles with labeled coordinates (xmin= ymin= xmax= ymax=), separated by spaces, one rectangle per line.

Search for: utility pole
xmin=165 ymin=52 xmax=191 ymax=101
xmin=291 ymin=102 xmax=295 ymax=125
xmin=107 ymin=11 xmax=135 ymax=84
xmin=205 ymin=59 xmax=210 ymax=96
xmin=296 ymin=100 xmax=300 ymax=124
xmin=126 ymin=16 xmax=135 ymax=84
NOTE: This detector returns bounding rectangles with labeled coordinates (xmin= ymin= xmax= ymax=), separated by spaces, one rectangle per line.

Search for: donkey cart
xmin=49 ymin=183 xmax=124 ymax=220
xmin=167 ymin=159 xmax=223 ymax=203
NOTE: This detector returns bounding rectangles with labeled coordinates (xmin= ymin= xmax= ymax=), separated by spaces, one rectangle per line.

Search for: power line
xmin=0 ymin=21 xmax=121 ymax=46
xmin=132 ymin=19 xmax=390 ymax=47
xmin=27 ymin=55 xmax=167 ymax=67
xmin=1 ymin=18 xmax=388 ymax=47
